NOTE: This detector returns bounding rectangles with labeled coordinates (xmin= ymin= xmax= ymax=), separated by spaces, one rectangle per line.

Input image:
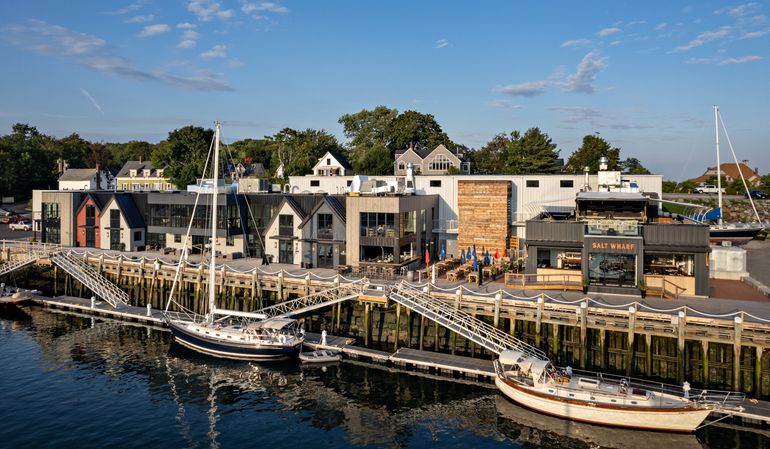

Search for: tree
xmin=107 ymin=141 xmax=154 ymax=168
xmin=339 ymin=106 xmax=398 ymax=175
xmin=469 ymin=134 xmax=508 ymax=174
xmin=386 ymin=110 xmax=455 ymax=153
xmin=152 ymin=126 xmax=215 ymax=188
xmin=84 ymin=143 xmax=113 ymax=169
xmin=228 ymin=138 xmax=273 ymax=171
xmin=760 ymin=174 xmax=770 ymax=193
xmin=564 ymin=135 xmax=621 ymax=173
xmin=619 ymin=157 xmax=651 ymax=174
xmin=504 ymin=127 xmax=561 ymax=174
xmin=269 ymin=128 xmax=344 ymax=177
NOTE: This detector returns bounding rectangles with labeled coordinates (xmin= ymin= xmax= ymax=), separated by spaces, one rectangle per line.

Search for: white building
xmin=312 ymin=151 xmax=354 ymax=176
xmin=58 ymin=168 xmax=111 ymax=191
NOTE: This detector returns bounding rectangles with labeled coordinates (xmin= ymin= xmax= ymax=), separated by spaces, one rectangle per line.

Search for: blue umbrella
xmin=467 ymin=246 xmax=471 ymax=262
xmin=460 ymin=248 xmax=466 ymax=264
xmin=471 ymin=245 xmax=478 ymax=269
xmin=484 ymin=249 xmax=491 ymax=266
xmin=439 ymin=244 xmax=446 ymax=261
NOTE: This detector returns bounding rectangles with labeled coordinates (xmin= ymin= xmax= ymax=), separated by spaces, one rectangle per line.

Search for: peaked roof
xmin=315 ymin=151 xmax=353 ymax=171
xmin=264 ymin=196 xmax=307 ymax=233
xmin=58 ymin=168 xmax=97 ymax=182
xmin=74 ymin=192 xmax=104 ymax=216
xmin=104 ymin=193 xmax=146 ymax=228
xmin=298 ymin=196 xmax=347 ymax=228
xmin=395 ymin=144 xmax=460 ymax=160
xmin=116 ymin=160 xmax=161 ymax=177
xmin=693 ymin=161 xmax=760 ymax=183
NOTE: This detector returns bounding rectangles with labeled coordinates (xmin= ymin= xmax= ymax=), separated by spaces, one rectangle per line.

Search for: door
xmin=317 ymin=243 xmax=333 ymax=268
xmin=110 ymin=230 xmax=121 ymax=250
xmin=279 ymin=240 xmax=293 ymax=264
xmin=86 ymin=228 xmax=95 ymax=247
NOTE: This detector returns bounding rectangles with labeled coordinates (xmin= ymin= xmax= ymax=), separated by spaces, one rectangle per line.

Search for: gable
xmin=425 ymin=145 xmax=461 ymax=163
xmin=264 ymin=197 xmax=307 ymax=233
xmin=298 ymin=196 xmax=346 ymax=229
xmin=395 ymin=148 xmax=423 ymax=163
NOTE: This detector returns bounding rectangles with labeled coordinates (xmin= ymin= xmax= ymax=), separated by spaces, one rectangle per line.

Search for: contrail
xmin=79 ymin=88 xmax=104 ymax=115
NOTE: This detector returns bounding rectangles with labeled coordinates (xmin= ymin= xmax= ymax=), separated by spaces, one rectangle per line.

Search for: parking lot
xmin=0 ymin=203 xmax=33 ymax=241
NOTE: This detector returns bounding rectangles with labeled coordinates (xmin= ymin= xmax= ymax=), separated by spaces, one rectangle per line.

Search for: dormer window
xmin=327 ymin=158 xmax=331 ymax=166
xmin=398 ymin=163 xmax=405 ymax=171
xmin=143 ymin=169 xmax=151 ymax=177
xmin=129 ymin=169 xmax=137 ymax=177
xmin=157 ymin=169 xmax=164 ymax=177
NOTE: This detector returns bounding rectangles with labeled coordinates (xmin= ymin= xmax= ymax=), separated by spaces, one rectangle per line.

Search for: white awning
xmin=498 ymin=350 xmax=525 ymax=365
xmin=529 ymin=360 xmax=552 ymax=380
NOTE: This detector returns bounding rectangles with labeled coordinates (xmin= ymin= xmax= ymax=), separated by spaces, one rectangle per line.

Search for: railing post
xmin=676 ymin=309 xmax=686 ymax=384
xmin=493 ymin=292 xmax=502 ymax=328
xmin=627 ymin=304 xmax=637 ymax=376
xmin=733 ymin=313 xmax=743 ymax=391
xmin=580 ymin=301 xmax=588 ymax=369
xmin=535 ymin=295 xmax=544 ymax=348
xmin=278 ymin=270 xmax=284 ymax=301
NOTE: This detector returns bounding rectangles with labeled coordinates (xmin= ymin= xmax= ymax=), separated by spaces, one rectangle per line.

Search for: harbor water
xmin=0 ymin=306 xmax=766 ymax=449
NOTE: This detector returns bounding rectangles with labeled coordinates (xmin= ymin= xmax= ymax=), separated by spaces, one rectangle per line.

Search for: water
xmin=0 ymin=307 xmax=765 ymax=449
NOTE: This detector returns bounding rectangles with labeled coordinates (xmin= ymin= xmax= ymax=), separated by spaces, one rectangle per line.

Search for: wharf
xmin=33 ymin=295 xmax=165 ymax=325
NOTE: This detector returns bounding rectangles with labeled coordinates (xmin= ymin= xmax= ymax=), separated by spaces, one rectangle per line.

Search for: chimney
xmin=96 ymin=164 xmax=101 ymax=189
xmin=139 ymin=156 xmax=143 ymax=163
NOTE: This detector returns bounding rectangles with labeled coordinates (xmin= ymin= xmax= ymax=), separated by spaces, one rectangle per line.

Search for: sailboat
xmin=163 ymin=122 xmax=304 ymax=360
xmin=708 ymin=106 xmax=764 ymax=245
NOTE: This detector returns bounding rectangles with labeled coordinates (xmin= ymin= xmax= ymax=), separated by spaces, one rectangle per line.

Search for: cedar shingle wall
xmin=458 ymin=180 xmax=510 ymax=253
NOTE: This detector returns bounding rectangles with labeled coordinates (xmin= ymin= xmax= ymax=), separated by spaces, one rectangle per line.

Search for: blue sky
xmin=1 ymin=1 xmax=769 ymax=180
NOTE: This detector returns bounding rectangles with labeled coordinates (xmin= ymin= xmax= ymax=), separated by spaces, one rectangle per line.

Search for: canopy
xmin=248 ymin=317 xmax=297 ymax=330
xmin=498 ymin=350 xmax=525 ymax=365
xmin=529 ymin=360 xmax=552 ymax=381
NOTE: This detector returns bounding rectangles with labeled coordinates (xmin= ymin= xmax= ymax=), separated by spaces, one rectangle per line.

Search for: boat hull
xmin=168 ymin=320 xmax=301 ymax=361
xmin=709 ymin=227 xmax=763 ymax=245
xmin=495 ymin=376 xmax=711 ymax=433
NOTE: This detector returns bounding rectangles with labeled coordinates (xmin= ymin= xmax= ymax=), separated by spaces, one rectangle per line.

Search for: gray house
xmin=394 ymin=144 xmax=469 ymax=175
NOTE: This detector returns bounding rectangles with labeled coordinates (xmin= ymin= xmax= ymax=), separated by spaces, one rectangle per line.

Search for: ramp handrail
xmin=250 ymin=282 xmax=368 ymax=319
xmin=390 ymin=282 xmax=548 ymax=360
xmin=51 ymin=253 xmax=130 ymax=308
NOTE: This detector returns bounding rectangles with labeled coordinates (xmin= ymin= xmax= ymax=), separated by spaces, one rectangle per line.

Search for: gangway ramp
xmin=0 ymin=254 xmax=38 ymax=277
xmin=249 ymin=282 xmax=369 ymax=319
xmin=51 ymin=253 xmax=130 ymax=308
xmin=390 ymin=282 xmax=548 ymax=360
xmin=0 ymin=241 xmax=59 ymax=277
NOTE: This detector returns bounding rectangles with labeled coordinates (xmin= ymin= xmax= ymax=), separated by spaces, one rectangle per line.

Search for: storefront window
xmin=644 ymin=254 xmax=694 ymax=276
xmin=588 ymin=253 xmax=636 ymax=287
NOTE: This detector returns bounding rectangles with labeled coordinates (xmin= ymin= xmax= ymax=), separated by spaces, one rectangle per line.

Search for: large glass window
xmin=146 ymin=232 xmax=166 ymax=250
xmin=279 ymin=240 xmax=293 ymax=264
xmin=588 ymin=253 xmax=636 ymax=287
xmin=279 ymin=214 xmax=294 ymax=236
xmin=317 ymin=243 xmax=334 ymax=268
xmin=401 ymin=211 xmax=416 ymax=236
xmin=42 ymin=203 xmax=60 ymax=220
xmin=429 ymin=155 xmax=451 ymax=171
xmin=360 ymin=212 xmax=395 ymax=237
xmin=317 ymin=213 xmax=333 ymax=239
xmin=110 ymin=209 xmax=121 ymax=229
xmin=644 ymin=254 xmax=694 ymax=276
xmin=85 ymin=205 xmax=95 ymax=227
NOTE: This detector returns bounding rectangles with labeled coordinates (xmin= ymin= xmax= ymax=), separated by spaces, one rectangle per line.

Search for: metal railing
xmin=390 ymin=282 xmax=548 ymax=360
xmin=504 ymin=273 xmax=583 ymax=291
xmin=251 ymin=282 xmax=369 ymax=319
xmin=51 ymin=253 xmax=130 ymax=308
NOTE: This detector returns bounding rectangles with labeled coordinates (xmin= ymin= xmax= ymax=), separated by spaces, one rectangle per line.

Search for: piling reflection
xmin=2 ymin=306 xmax=766 ymax=449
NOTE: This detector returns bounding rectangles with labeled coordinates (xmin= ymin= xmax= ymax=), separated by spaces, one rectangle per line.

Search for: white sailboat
xmin=163 ymin=121 xmax=304 ymax=360
xmin=494 ymin=350 xmax=744 ymax=432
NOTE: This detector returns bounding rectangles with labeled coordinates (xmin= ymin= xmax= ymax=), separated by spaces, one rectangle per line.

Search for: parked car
xmin=745 ymin=189 xmax=768 ymax=199
xmin=9 ymin=220 xmax=31 ymax=231
xmin=0 ymin=214 xmax=18 ymax=223
xmin=694 ymin=184 xmax=725 ymax=194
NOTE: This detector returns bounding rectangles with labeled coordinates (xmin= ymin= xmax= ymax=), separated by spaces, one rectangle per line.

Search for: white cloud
xmin=101 ymin=2 xmax=143 ymax=15
xmin=715 ymin=2 xmax=759 ymax=17
xmin=177 ymin=22 xmax=197 ymax=29
xmin=242 ymin=2 xmax=288 ymax=14
xmin=561 ymin=51 xmax=607 ymax=94
xmin=741 ymin=29 xmax=769 ymax=39
xmin=494 ymin=81 xmax=548 ymax=97
xmin=684 ymin=57 xmax=720 ymax=64
xmin=227 ymin=58 xmax=244 ymax=68
xmin=79 ymin=88 xmax=104 ymax=115
xmin=0 ymin=20 xmax=233 ymax=91
xmin=548 ymin=106 xmax=653 ymax=130
xmin=182 ymin=30 xmax=200 ymax=40
xmin=200 ymin=44 xmax=227 ymax=59
xmin=486 ymin=100 xmax=521 ymax=109
xmin=139 ymin=24 xmax=170 ymax=37
xmin=188 ymin=0 xmax=235 ymax=21
xmin=435 ymin=39 xmax=448 ymax=48
xmin=610 ymin=40 xmax=622 ymax=46
xmin=655 ymin=23 xmax=668 ymax=31
xmin=719 ymin=55 xmax=761 ymax=65
xmin=672 ymin=27 xmax=731 ymax=52
xmin=561 ymin=39 xmax=593 ymax=48
xmin=178 ymin=40 xmax=197 ymax=49
xmin=125 ymin=14 xmax=154 ymax=24
xmin=597 ymin=27 xmax=621 ymax=37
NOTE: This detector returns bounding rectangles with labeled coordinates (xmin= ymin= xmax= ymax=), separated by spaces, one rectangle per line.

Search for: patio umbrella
xmin=467 ymin=246 xmax=471 ymax=261
xmin=460 ymin=248 xmax=466 ymax=264
xmin=439 ymin=244 xmax=446 ymax=261
xmin=484 ymin=249 xmax=491 ymax=265
xmin=424 ymin=248 xmax=430 ymax=266
xmin=494 ymin=248 xmax=500 ymax=260
xmin=471 ymin=245 xmax=478 ymax=270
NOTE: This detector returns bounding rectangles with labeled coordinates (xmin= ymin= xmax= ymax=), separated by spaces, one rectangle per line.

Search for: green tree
xmin=386 ymin=110 xmax=455 ymax=153
xmin=760 ymin=174 xmax=770 ymax=192
xmin=152 ymin=126 xmax=215 ymax=188
xmin=662 ymin=180 xmax=678 ymax=193
xmin=504 ymin=127 xmax=561 ymax=174
xmin=469 ymin=134 xmax=508 ymax=174
xmin=84 ymin=142 xmax=113 ymax=170
xmin=107 ymin=141 xmax=154 ymax=168
xmin=619 ymin=157 xmax=651 ymax=174
xmin=1 ymin=124 xmax=61 ymax=197
xmin=57 ymin=133 xmax=91 ymax=168
xmin=339 ymin=106 xmax=398 ymax=175
xmin=269 ymin=128 xmax=344 ymax=177
xmin=564 ymin=135 xmax=620 ymax=173
xmin=228 ymin=138 xmax=273 ymax=171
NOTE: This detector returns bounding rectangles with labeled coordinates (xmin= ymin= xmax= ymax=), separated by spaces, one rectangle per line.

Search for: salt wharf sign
xmin=585 ymin=237 xmax=642 ymax=254
xmin=591 ymin=242 xmax=635 ymax=251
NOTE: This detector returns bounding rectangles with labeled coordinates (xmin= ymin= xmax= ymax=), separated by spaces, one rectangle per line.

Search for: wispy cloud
xmin=200 ymin=44 xmax=227 ymax=59
xmin=719 ymin=55 xmax=761 ymax=65
xmin=560 ymin=51 xmax=607 ymax=94
xmin=79 ymin=88 xmax=104 ymax=115
xmin=0 ymin=20 xmax=233 ymax=91
xmin=655 ymin=23 xmax=668 ymax=31
xmin=684 ymin=56 xmax=720 ymax=64
xmin=101 ymin=2 xmax=143 ymax=15
xmin=242 ymin=2 xmax=288 ymax=14
xmin=187 ymin=0 xmax=235 ymax=21
xmin=741 ymin=29 xmax=769 ymax=38
xmin=672 ymin=26 xmax=731 ymax=52
xmin=597 ymin=27 xmax=621 ymax=37
xmin=549 ymin=106 xmax=653 ymax=130
xmin=715 ymin=2 xmax=760 ymax=17
xmin=486 ymin=100 xmax=522 ymax=109
xmin=435 ymin=39 xmax=449 ymax=48
xmin=177 ymin=22 xmax=197 ymax=29
xmin=139 ymin=24 xmax=170 ymax=37
xmin=125 ymin=14 xmax=154 ymax=24
xmin=494 ymin=81 xmax=548 ymax=97
xmin=561 ymin=39 xmax=593 ymax=48
xmin=178 ymin=29 xmax=201 ymax=48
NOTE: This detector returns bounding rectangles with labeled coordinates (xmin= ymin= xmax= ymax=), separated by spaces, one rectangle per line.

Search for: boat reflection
xmin=495 ymin=395 xmax=704 ymax=449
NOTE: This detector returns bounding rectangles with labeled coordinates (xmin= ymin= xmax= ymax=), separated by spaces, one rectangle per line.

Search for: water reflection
xmin=0 ymin=306 xmax=765 ymax=449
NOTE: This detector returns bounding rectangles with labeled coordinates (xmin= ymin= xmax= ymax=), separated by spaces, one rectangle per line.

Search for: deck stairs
xmin=0 ymin=254 xmax=39 ymax=277
xmin=51 ymin=253 xmax=130 ymax=308
xmin=390 ymin=282 xmax=548 ymax=359
xmin=254 ymin=282 xmax=368 ymax=319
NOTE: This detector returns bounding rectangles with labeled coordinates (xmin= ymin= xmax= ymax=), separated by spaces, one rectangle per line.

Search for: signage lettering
xmin=590 ymin=242 xmax=635 ymax=251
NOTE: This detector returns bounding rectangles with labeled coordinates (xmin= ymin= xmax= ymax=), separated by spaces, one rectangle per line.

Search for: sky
xmin=1 ymin=1 xmax=769 ymax=180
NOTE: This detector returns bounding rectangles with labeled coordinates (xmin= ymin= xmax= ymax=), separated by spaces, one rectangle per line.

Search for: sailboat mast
xmin=714 ymin=106 xmax=723 ymax=226
xmin=208 ymin=121 xmax=221 ymax=322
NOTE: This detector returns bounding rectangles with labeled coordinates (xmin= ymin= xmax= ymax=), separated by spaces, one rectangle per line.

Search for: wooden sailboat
xmin=163 ymin=122 xmax=304 ymax=360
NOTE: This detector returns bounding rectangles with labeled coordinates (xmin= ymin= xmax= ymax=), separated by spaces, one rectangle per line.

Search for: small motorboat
xmin=299 ymin=349 xmax=342 ymax=363
xmin=0 ymin=287 xmax=34 ymax=306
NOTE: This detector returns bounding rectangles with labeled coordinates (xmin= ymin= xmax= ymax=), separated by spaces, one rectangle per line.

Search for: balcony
xmin=316 ymin=228 xmax=334 ymax=240
xmin=433 ymin=219 xmax=458 ymax=233
xmin=585 ymin=219 xmax=641 ymax=237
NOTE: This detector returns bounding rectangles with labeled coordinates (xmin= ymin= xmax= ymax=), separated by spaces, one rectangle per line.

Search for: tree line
xmin=0 ymin=106 xmax=651 ymax=199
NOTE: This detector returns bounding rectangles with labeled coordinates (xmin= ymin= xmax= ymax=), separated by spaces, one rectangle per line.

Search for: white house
xmin=99 ymin=193 xmax=146 ymax=251
xmin=58 ymin=168 xmax=111 ymax=191
xmin=263 ymin=197 xmax=306 ymax=265
xmin=312 ymin=151 xmax=354 ymax=176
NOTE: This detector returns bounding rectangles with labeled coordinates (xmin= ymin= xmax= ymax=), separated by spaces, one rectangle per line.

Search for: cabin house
xmin=312 ymin=151 xmax=354 ymax=176
xmin=116 ymin=160 xmax=174 ymax=191
xmin=264 ymin=197 xmax=307 ymax=265
xmin=394 ymin=144 xmax=469 ymax=176
xmin=298 ymin=196 xmax=347 ymax=269
xmin=692 ymin=160 xmax=762 ymax=186
xmin=58 ymin=167 xmax=111 ymax=191
xmin=74 ymin=193 xmax=105 ymax=248
xmin=99 ymin=193 xmax=146 ymax=251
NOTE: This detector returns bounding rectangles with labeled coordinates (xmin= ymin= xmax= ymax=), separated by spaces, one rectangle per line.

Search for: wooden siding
xmin=458 ymin=180 xmax=510 ymax=253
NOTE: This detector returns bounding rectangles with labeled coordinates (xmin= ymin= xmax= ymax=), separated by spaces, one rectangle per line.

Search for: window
xmin=526 ymin=180 xmax=540 ymax=188
xmin=310 ymin=180 xmax=320 ymax=187
xmin=279 ymin=214 xmax=294 ymax=236
xmin=110 ymin=209 xmax=121 ymax=229
xmin=346 ymin=180 xmax=352 ymax=187
xmin=143 ymin=169 xmax=151 ymax=177
xmin=327 ymin=158 xmax=331 ymax=165
xmin=429 ymin=180 xmax=442 ymax=187
xmin=85 ymin=205 xmax=95 ymax=227
xmin=317 ymin=213 xmax=333 ymax=239
xmin=560 ymin=180 xmax=574 ymax=188
xmin=429 ymin=155 xmax=451 ymax=171
xmin=130 ymin=170 xmax=137 ymax=177
xmin=360 ymin=212 xmax=395 ymax=237
xmin=134 ymin=231 xmax=142 ymax=241
xmin=398 ymin=162 xmax=405 ymax=171
xmin=122 ymin=184 xmax=128 ymax=190
xmin=226 ymin=235 xmax=234 ymax=246
xmin=42 ymin=203 xmax=61 ymax=220
xmin=174 ymin=234 xmax=182 ymax=243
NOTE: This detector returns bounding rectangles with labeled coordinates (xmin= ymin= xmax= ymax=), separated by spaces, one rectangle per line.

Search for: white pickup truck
xmin=695 ymin=184 xmax=725 ymax=194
